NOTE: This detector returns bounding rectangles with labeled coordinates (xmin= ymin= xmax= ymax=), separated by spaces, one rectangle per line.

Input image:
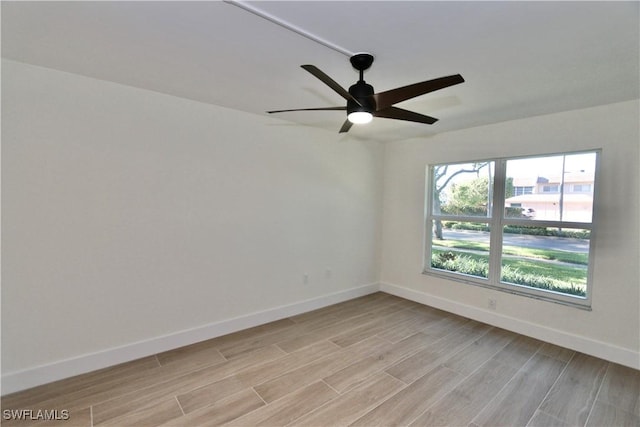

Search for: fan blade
xmin=339 ymin=120 xmax=353 ymax=133
xmin=301 ymin=65 xmax=362 ymax=106
xmin=373 ymin=74 xmax=464 ymax=110
xmin=267 ymin=106 xmax=346 ymax=114
xmin=374 ymin=106 xmax=438 ymax=125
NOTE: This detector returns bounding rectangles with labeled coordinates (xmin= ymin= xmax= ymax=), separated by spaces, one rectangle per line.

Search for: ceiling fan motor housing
xmin=347 ymin=81 xmax=375 ymax=115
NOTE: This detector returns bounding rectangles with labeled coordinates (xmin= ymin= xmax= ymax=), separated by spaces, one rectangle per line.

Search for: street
xmin=441 ymin=229 xmax=589 ymax=253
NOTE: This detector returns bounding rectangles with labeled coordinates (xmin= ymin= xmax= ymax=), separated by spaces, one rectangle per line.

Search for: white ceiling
xmin=2 ymin=1 xmax=638 ymax=142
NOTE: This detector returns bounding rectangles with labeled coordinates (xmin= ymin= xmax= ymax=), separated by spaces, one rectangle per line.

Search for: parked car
xmin=521 ymin=207 xmax=536 ymax=218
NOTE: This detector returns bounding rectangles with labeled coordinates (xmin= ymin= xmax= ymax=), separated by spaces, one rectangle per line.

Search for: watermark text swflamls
xmin=3 ymin=409 xmax=70 ymax=421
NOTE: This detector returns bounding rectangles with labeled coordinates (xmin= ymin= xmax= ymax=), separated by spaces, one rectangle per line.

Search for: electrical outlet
xmin=488 ymin=298 xmax=497 ymax=310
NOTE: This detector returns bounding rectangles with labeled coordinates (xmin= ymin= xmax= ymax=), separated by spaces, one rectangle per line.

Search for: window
xmin=425 ymin=151 xmax=599 ymax=309
xmin=572 ymin=184 xmax=592 ymax=193
xmin=514 ymin=186 xmax=533 ymax=196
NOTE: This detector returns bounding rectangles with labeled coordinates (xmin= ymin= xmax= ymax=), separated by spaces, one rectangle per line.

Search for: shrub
xmin=550 ymin=229 xmax=591 ymax=239
xmin=505 ymin=207 xmax=526 ymax=218
xmin=437 ymin=251 xmax=457 ymax=262
xmin=500 ymin=265 xmax=586 ymax=296
xmin=431 ymin=253 xmax=586 ymax=297
xmin=451 ymin=222 xmax=490 ymax=232
xmin=503 ymin=225 xmax=548 ymax=235
xmin=502 ymin=225 xmax=590 ymax=239
xmin=431 ymin=253 xmax=489 ymax=278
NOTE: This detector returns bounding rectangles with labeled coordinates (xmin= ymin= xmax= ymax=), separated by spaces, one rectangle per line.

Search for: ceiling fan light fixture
xmin=347 ymin=111 xmax=373 ymax=124
xmin=267 ymin=53 xmax=464 ymax=133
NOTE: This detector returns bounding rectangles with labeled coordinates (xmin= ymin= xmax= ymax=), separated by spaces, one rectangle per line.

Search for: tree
xmin=432 ymin=162 xmax=489 ymax=239
xmin=443 ymin=176 xmax=490 ymax=215
xmin=505 ymin=177 xmax=514 ymax=199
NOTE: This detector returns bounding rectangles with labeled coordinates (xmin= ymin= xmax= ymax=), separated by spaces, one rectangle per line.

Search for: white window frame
xmin=423 ymin=150 xmax=600 ymax=310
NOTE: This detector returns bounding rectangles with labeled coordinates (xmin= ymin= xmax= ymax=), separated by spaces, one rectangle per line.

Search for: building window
xmin=514 ymin=186 xmax=533 ymax=196
xmin=572 ymin=184 xmax=592 ymax=193
xmin=425 ymin=151 xmax=599 ymax=308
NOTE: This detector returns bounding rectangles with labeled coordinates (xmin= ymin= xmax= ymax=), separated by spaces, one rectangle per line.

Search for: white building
xmin=505 ymin=172 xmax=594 ymax=222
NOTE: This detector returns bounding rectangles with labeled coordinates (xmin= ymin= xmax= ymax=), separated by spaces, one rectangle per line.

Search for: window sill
xmin=422 ymin=269 xmax=592 ymax=311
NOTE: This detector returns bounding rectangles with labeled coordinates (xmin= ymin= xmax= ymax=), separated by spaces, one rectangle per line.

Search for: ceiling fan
xmin=268 ymin=53 xmax=464 ymax=133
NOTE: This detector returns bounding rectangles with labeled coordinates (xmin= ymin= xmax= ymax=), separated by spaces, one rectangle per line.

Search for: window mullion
xmin=488 ymin=159 xmax=507 ymax=284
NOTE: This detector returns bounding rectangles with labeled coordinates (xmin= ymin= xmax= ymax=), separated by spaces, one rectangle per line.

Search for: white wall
xmin=380 ymin=100 xmax=640 ymax=368
xmin=1 ymin=59 xmax=383 ymax=390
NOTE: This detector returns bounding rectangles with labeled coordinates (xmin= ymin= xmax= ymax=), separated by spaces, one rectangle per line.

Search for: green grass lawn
xmin=500 ymin=257 xmax=586 ymax=284
xmin=433 ymin=239 xmax=588 ymax=265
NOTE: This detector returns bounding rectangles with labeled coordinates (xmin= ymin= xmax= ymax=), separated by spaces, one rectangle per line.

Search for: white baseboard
xmin=1 ymin=283 xmax=379 ymax=395
xmin=380 ymin=282 xmax=640 ymax=370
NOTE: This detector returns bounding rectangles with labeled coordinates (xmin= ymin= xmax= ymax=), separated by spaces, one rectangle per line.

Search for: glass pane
xmin=431 ymin=221 xmax=490 ymax=279
xmin=432 ymin=162 xmax=495 ymax=217
xmin=500 ymin=226 xmax=590 ymax=297
xmin=504 ymin=153 xmax=596 ymax=222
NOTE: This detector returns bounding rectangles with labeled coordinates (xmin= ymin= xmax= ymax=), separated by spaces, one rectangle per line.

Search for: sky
xmin=506 ymin=152 xmax=597 ymax=179
xmin=435 ymin=152 xmax=597 ymax=184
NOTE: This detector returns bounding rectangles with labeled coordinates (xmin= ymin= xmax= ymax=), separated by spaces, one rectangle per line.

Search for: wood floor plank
xmin=288 ymin=293 xmax=395 ymax=327
xmin=328 ymin=308 xmax=417 ymax=348
xmin=276 ymin=305 xmax=401 ymax=353
xmin=97 ymin=398 xmax=183 ymax=427
xmin=253 ymin=335 xmax=389 ymax=403
xmin=374 ymin=309 xmax=442 ymax=343
xmin=538 ymin=342 xmax=576 ymax=363
xmin=412 ymin=313 xmax=471 ymax=340
xmin=91 ymin=345 xmax=285 ymax=425
xmin=537 ymin=353 xmax=608 ymax=426
xmin=596 ymin=362 xmax=640 ymax=416
xmin=217 ymin=298 xmax=389 ymax=359
xmin=471 ymin=353 xmax=567 ymax=427
xmin=176 ymin=374 xmax=246 ymax=416
xmin=215 ymin=323 xmax=304 ymax=359
xmin=323 ymin=332 xmax=433 ymax=393
xmin=1 ymin=356 xmax=160 ymax=410
xmin=490 ymin=334 xmax=544 ymax=369
xmin=225 ymin=381 xmax=338 ymax=426
xmin=441 ymin=327 xmax=516 ymax=376
xmin=408 ymin=359 xmax=518 ymax=427
xmin=586 ymin=400 xmax=640 ymax=427
xmin=177 ymin=340 xmax=340 ymax=414
xmin=385 ymin=322 xmax=492 ymax=384
xmin=156 ymin=346 xmax=227 ymax=371
xmin=160 ymin=388 xmax=264 ymax=427
xmin=5 ymin=341 xmax=253 ymax=418
xmin=527 ymin=410 xmax=572 ymax=427
xmin=289 ymin=373 xmax=405 ymax=427
xmin=350 ymin=365 xmax=465 ymax=427
xmin=200 ymin=318 xmax=297 ymax=355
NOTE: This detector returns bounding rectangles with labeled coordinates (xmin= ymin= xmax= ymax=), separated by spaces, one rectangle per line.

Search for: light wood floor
xmin=2 ymin=292 xmax=639 ymax=427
